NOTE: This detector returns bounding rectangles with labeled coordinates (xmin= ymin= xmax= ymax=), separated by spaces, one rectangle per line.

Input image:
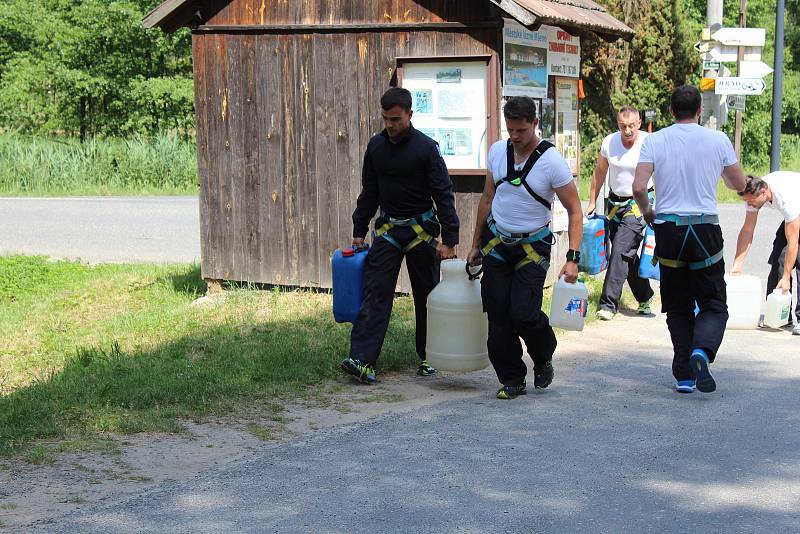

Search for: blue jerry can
xmin=332 ymin=246 xmax=369 ymax=323
xmin=638 ymin=225 xmax=660 ymax=281
xmin=579 ymin=216 xmax=607 ymax=275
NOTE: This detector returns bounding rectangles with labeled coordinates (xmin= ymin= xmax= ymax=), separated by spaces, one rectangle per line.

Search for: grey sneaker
xmin=596 ymin=309 xmax=615 ymax=321
xmin=793 ymin=323 xmax=800 ymax=336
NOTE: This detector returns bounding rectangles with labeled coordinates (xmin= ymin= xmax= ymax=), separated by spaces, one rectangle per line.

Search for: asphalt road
xmin=0 ymin=197 xmax=200 ymax=264
xmin=0 ymin=196 xmax=784 ymax=278
xmin=31 ymin=311 xmax=800 ymax=533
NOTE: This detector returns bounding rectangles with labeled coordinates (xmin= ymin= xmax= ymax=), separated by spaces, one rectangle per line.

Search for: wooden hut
xmin=144 ymin=0 xmax=633 ymax=290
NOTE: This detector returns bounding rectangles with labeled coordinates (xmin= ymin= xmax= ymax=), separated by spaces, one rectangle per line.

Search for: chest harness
xmin=479 ymin=141 xmax=555 ymax=271
xmin=374 ymin=208 xmax=438 ymax=253
xmin=653 ymin=213 xmax=723 ymax=270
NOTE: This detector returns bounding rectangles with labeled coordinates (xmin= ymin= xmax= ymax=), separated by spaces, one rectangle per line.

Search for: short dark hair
xmin=381 ymin=87 xmax=412 ymax=111
xmin=670 ymin=85 xmax=702 ymax=120
xmin=503 ymin=96 xmax=537 ymax=122
xmin=618 ymin=106 xmax=640 ymax=119
xmin=738 ymin=175 xmax=768 ymax=197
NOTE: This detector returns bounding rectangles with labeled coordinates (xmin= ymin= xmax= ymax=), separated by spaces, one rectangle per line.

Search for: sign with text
xmin=711 ymin=28 xmax=766 ymax=47
xmin=714 ymin=77 xmax=766 ymax=95
xmin=726 ymin=95 xmax=746 ymax=111
xmin=709 ymin=45 xmax=762 ymax=63
xmin=545 ymin=26 xmax=580 ymax=78
xmin=503 ymin=19 xmax=549 ymax=97
xmin=739 ymin=60 xmax=774 ymax=79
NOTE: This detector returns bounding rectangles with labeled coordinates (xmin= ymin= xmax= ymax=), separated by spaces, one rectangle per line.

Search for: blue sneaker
xmin=675 ymin=379 xmax=696 ymax=393
xmin=690 ymin=349 xmax=716 ymax=393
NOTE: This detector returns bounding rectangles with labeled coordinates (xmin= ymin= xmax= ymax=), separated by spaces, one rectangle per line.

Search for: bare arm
xmin=555 ymin=180 xmax=583 ymax=283
xmin=778 ymin=217 xmax=800 ymax=292
xmin=721 ymin=162 xmax=747 ymax=192
xmin=731 ymin=209 xmax=759 ymax=274
xmin=467 ymin=173 xmax=496 ymax=264
xmin=633 ymin=162 xmax=655 ymax=223
xmin=587 ymin=155 xmax=608 ymax=215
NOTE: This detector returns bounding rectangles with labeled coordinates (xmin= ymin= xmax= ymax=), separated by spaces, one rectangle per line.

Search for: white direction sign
xmin=709 ymin=45 xmax=762 ymax=62
xmin=712 ymin=28 xmax=766 ymax=47
xmin=715 ymin=77 xmax=766 ymax=96
xmin=739 ymin=60 xmax=774 ymax=78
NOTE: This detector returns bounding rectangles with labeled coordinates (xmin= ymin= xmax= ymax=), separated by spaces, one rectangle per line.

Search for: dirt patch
xmin=0 ymin=368 xmax=494 ymax=530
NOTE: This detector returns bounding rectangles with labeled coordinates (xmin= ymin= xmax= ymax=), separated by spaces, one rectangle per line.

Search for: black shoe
xmin=340 ymin=357 xmax=377 ymax=384
xmin=533 ymin=361 xmax=554 ymax=389
xmin=496 ymin=382 xmax=527 ymax=399
xmin=416 ymin=359 xmax=437 ymax=376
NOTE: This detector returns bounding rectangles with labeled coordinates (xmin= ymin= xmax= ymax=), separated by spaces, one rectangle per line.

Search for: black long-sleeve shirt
xmin=352 ymin=125 xmax=460 ymax=246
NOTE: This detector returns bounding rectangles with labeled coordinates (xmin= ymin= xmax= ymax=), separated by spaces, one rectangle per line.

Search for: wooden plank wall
xmin=194 ymin=0 xmax=504 ymax=288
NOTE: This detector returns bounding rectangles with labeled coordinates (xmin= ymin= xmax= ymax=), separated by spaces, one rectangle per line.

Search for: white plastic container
xmin=764 ymin=289 xmax=792 ymax=329
xmin=724 ymin=274 xmax=761 ymax=330
xmin=549 ymin=276 xmax=588 ymax=332
xmin=425 ymin=259 xmax=489 ymax=372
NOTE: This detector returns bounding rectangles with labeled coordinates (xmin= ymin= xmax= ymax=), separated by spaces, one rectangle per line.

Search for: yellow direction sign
xmin=700 ymin=77 xmax=717 ymax=92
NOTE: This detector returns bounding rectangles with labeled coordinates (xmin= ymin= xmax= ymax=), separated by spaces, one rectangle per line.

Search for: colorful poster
xmin=437 ymin=128 xmax=473 ymax=157
xmin=555 ymin=79 xmax=579 ymax=175
xmin=545 ymin=26 xmax=581 ymax=78
xmin=413 ymin=90 xmax=433 ymax=114
xmin=503 ymin=19 xmax=549 ymax=98
xmin=541 ymin=98 xmax=555 ymax=142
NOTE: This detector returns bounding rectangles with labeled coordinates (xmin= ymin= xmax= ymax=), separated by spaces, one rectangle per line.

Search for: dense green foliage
xmin=0 ymin=1 xmax=192 ymax=140
xmin=0 ymin=132 xmax=198 ymax=195
xmin=580 ymin=0 xmax=799 ymax=178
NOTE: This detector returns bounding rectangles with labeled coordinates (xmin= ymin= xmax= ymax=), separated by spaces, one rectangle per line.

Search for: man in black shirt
xmin=341 ymin=87 xmax=460 ymax=384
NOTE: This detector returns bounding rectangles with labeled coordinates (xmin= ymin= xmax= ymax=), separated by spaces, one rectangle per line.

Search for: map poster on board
xmin=503 ymin=19 xmax=549 ymax=98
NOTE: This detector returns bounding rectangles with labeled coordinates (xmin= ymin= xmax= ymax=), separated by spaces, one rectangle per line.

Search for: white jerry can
xmin=549 ymin=276 xmax=589 ymax=332
xmin=724 ymin=274 xmax=761 ymax=330
xmin=764 ymin=289 xmax=792 ymax=329
xmin=425 ymin=259 xmax=490 ymax=372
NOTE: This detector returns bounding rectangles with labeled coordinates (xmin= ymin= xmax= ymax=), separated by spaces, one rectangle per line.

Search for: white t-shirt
xmin=600 ymin=130 xmax=652 ymax=197
xmin=638 ymin=123 xmax=737 ymax=216
xmin=488 ymin=139 xmax=574 ymax=233
xmin=745 ymin=171 xmax=800 ymax=222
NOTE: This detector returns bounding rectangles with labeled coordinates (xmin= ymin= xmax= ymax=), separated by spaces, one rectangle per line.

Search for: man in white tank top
xmin=732 ymin=172 xmax=800 ymax=334
xmin=633 ymin=85 xmax=747 ymax=394
xmin=587 ymin=106 xmax=655 ymax=320
xmin=466 ymin=96 xmax=583 ymax=400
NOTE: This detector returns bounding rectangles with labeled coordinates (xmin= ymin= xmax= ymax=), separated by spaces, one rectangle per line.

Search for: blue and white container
xmin=638 ymin=225 xmax=660 ymax=281
xmin=549 ymin=276 xmax=589 ymax=332
xmin=332 ymin=246 xmax=369 ymax=323
xmin=579 ymin=216 xmax=607 ymax=275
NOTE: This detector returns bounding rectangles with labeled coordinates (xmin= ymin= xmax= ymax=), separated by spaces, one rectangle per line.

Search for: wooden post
xmin=734 ymin=0 xmax=747 ymax=159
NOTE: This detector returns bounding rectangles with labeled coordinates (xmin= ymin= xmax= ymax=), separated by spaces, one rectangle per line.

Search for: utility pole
xmin=733 ymin=0 xmax=746 ymax=158
xmin=770 ymin=0 xmax=785 ymax=171
xmin=702 ymin=0 xmax=724 ymax=129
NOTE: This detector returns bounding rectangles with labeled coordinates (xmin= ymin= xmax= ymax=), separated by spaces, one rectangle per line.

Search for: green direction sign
xmin=703 ymin=60 xmax=721 ymax=71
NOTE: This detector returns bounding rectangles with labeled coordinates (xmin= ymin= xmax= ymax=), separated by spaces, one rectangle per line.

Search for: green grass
xmin=0 ymin=255 xmax=605 ymax=456
xmin=0 ymin=132 xmax=198 ymax=196
xmin=0 ymin=255 xmax=416 ymax=454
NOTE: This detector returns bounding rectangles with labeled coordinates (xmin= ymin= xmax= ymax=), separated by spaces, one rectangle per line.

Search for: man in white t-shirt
xmin=466 ymin=96 xmax=583 ymax=400
xmin=633 ymin=85 xmax=747 ymax=394
xmin=587 ymin=106 xmax=655 ymax=320
xmin=732 ymin=172 xmax=800 ymax=334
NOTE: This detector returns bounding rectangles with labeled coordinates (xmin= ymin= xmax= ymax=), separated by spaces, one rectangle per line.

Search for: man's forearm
xmin=567 ymin=210 xmax=583 ymax=251
xmin=784 ymin=241 xmax=799 ymax=280
xmin=471 ymin=195 xmax=491 ymax=248
xmin=733 ymin=229 xmax=753 ymax=267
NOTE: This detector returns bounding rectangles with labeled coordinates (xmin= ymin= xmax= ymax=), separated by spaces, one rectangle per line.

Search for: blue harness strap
xmin=374 ymin=208 xmax=438 ymax=252
xmin=654 ymin=213 xmax=723 ymax=270
xmin=480 ymin=215 xmax=554 ymax=271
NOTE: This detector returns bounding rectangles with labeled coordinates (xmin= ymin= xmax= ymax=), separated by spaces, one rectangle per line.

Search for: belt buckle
xmin=500 ymin=235 xmax=520 ymax=245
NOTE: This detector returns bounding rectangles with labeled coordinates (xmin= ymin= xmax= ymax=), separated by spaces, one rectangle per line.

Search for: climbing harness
xmin=606 ymin=189 xmax=655 ymax=222
xmin=479 ymin=215 xmax=554 ymax=271
xmin=497 ymin=140 xmax=554 ymax=210
xmin=374 ymin=208 xmax=438 ymax=252
xmin=653 ymin=213 xmax=723 ymax=270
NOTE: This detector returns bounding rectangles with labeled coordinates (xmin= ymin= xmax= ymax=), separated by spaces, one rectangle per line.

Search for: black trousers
xmin=599 ymin=208 xmax=654 ymax=313
xmin=349 ymin=221 xmax=440 ymax=367
xmin=479 ymin=224 xmax=555 ymax=387
xmin=766 ymin=222 xmax=800 ymax=322
xmin=654 ymin=222 xmax=728 ymax=381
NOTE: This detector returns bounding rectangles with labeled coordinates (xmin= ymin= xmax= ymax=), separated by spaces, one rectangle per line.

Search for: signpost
xmin=714 ymin=77 xmax=766 ymax=95
xmin=708 ymin=44 xmax=761 ymax=62
xmin=738 ymin=60 xmax=773 ymax=78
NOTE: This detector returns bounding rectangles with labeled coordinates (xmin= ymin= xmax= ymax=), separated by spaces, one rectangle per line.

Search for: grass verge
xmin=0 ymin=255 xmax=605 ymax=456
